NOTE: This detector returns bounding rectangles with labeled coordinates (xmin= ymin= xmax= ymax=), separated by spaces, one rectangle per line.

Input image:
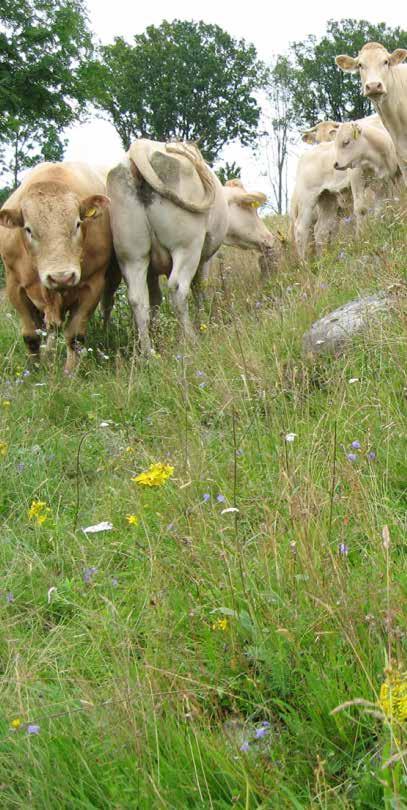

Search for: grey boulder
xmin=303 ymin=292 xmax=396 ymax=356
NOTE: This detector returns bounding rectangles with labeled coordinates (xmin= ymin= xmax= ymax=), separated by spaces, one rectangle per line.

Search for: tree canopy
xmin=90 ymin=19 xmax=265 ymax=163
xmin=0 ymin=0 xmax=93 ymax=183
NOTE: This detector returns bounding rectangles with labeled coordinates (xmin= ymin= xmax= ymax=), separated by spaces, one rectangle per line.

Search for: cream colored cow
xmin=336 ymin=42 xmax=407 ymax=181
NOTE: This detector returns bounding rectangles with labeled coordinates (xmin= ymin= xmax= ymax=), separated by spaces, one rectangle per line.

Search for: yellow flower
xmin=11 ymin=718 xmax=21 ymax=729
xmin=28 ymin=500 xmax=51 ymax=526
xmin=126 ymin=514 xmax=139 ymax=526
xmin=132 ymin=463 xmax=174 ymax=488
xmin=0 ymin=441 xmax=8 ymax=457
xmin=2 ymin=401 xmax=11 ymax=407
xmin=199 ymin=323 xmax=208 ymax=333
xmin=212 ymin=617 xmax=229 ymax=631
xmin=125 ymin=446 xmax=133 ymax=453
xmin=378 ymin=670 xmax=407 ymax=724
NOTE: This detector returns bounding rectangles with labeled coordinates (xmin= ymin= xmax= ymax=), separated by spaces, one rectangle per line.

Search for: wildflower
xmin=166 ymin=523 xmax=175 ymax=532
xmin=351 ymin=440 xmax=361 ymax=450
xmin=368 ymin=451 xmax=376 ymax=461
xmin=28 ymin=500 xmax=51 ymax=526
xmin=0 ymin=441 xmax=8 ymax=456
xmin=111 ymin=578 xmax=119 ymax=588
xmin=198 ymin=382 xmax=206 ymax=389
xmin=255 ymin=722 xmax=271 ymax=739
xmin=132 ymin=462 xmax=174 ymax=487
xmin=6 ymin=592 xmax=14 ymax=604
xmin=240 ymin=740 xmax=250 ymax=752
xmin=196 ymin=370 xmax=205 ymax=377
xmin=202 ymin=493 xmax=211 ymax=503
xmin=199 ymin=323 xmax=207 ymax=332
xmin=348 ymin=378 xmax=359 ymax=384
xmin=82 ymin=521 xmax=113 ymax=534
xmin=11 ymin=718 xmax=21 ymax=730
xmin=212 ymin=617 xmax=228 ymax=631
xmin=289 ymin=542 xmax=297 ymax=555
xmin=378 ymin=670 xmax=407 ymax=724
xmin=339 ymin=543 xmax=349 ymax=556
xmin=175 ymin=354 xmax=184 ymax=361
xmin=236 ymin=448 xmax=244 ymax=457
xmin=2 ymin=400 xmax=10 ymax=407
xmin=27 ymin=724 xmax=40 ymax=735
xmin=125 ymin=446 xmax=133 ymax=453
xmin=83 ymin=566 xmax=98 ymax=583
xmin=216 ymin=494 xmax=226 ymax=503
xmin=346 ymin=453 xmax=357 ymax=462
xmin=126 ymin=514 xmax=139 ymax=526
xmin=285 ymin=433 xmax=297 ymax=443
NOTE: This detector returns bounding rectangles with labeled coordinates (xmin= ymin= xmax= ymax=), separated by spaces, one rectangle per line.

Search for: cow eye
xmin=384 ymin=59 xmax=389 ymax=66
xmin=343 ymin=140 xmax=349 ymax=147
xmin=24 ymin=226 xmax=32 ymax=236
xmin=76 ymin=220 xmax=81 ymax=230
xmin=357 ymin=62 xmax=363 ymax=69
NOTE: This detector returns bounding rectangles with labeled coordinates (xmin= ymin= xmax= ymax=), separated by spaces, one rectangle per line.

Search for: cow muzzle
xmin=43 ymin=270 xmax=80 ymax=289
xmin=364 ymin=81 xmax=385 ymax=97
xmin=334 ymin=162 xmax=348 ymax=171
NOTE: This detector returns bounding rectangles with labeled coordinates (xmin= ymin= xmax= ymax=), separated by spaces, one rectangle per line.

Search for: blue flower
xmin=216 ymin=494 xmax=226 ymax=503
xmin=6 ymin=592 xmax=14 ymax=604
xmin=368 ymin=451 xmax=376 ymax=461
xmin=255 ymin=722 xmax=271 ymax=739
xmin=347 ymin=453 xmax=357 ymax=462
xmin=351 ymin=440 xmax=361 ymax=450
xmin=27 ymin=724 xmax=40 ymax=735
xmin=339 ymin=543 xmax=349 ymax=556
xmin=196 ymin=370 xmax=205 ymax=377
xmin=240 ymin=740 xmax=249 ymax=752
xmin=202 ymin=494 xmax=211 ymax=503
xmin=83 ymin=566 xmax=98 ymax=583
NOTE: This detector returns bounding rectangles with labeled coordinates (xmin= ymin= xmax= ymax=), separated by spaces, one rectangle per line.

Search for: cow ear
xmin=389 ymin=48 xmax=407 ymax=66
xmin=328 ymin=127 xmax=339 ymax=139
xmin=240 ymin=192 xmax=267 ymax=209
xmin=0 ymin=208 xmax=24 ymax=229
xmin=79 ymin=194 xmax=110 ymax=220
xmin=335 ymin=54 xmax=359 ymax=73
xmin=302 ymin=130 xmax=317 ymax=144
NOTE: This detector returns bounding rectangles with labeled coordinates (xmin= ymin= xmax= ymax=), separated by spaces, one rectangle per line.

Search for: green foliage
xmin=215 ymin=161 xmax=242 ymax=184
xmin=90 ymin=19 xmax=265 ymax=162
xmin=287 ymin=18 xmax=407 ymax=125
xmin=0 ymin=0 xmax=93 ymax=183
xmin=0 ymin=198 xmax=406 ymax=805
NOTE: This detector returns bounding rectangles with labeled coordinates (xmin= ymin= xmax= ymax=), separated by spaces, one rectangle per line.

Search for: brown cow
xmin=0 ymin=162 xmax=118 ymax=372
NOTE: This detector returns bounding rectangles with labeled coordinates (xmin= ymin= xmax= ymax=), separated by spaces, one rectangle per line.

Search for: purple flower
xmin=368 ymin=451 xmax=376 ymax=461
xmin=240 ymin=740 xmax=249 ymax=752
xmin=236 ymin=448 xmax=244 ymax=457
xmin=347 ymin=453 xmax=357 ymax=462
xmin=166 ymin=523 xmax=175 ymax=532
xmin=111 ymin=578 xmax=118 ymax=588
xmin=255 ymin=726 xmax=270 ymax=739
xmin=339 ymin=543 xmax=349 ymax=556
xmin=22 ymin=370 xmax=30 ymax=378
xmin=351 ymin=441 xmax=361 ymax=450
xmin=255 ymin=301 xmax=262 ymax=309
xmin=343 ymin=216 xmax=353 ymax=224
xmin=196 ymin=370 xmax=205 ymax=377
xmin=16 ymin=462 xmax=25 ymax=473
xmin=6 ymin=592 xmax=14 ymax=604
xmin=83 ymin=566 xmax=98 ymax=583
xmin=198 ymin=382 xmax=206 ymax=389
xmin=216 ymin=494 xmax=226 ymax=503
xmin=27 ymin=724 xmax=40 ymax=735
xmin=202 ymin=494 xmax=211 ymax=503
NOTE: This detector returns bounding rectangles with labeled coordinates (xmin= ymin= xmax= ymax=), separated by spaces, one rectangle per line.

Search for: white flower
xmin=285 ymin=433 xmax=297 ymax=443
xmin=47 ymin=586 xmax=57 ymax=604
xmin=348 ymin=378 xmax=359 ymax=384
xmin=99 ymin=421 xmax=110 ymax=428
xmin=221 ymin=507 xmax=240 ymax=515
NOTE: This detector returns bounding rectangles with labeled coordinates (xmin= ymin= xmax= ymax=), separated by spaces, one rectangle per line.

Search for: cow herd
xmin=0 ymin=40 xmax=406 ymax=372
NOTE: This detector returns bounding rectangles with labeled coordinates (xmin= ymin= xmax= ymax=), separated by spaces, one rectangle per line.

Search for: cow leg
xmin=100 ymin=252 xmax=122 ymax=328
xmin=147 ymin=268 xmax=162 ymax=323
xmin=121 ymin=257 xmax=152 ymax=356
xmin=6 ymin=280 xmax=42 ymax=360
xmin=294 ymin=206 xmax=315 ymax=261
xmin=167 ymin=244 xmax=205 ymax=340
xmin=315 ymin=192 xmax=339 ymax=254
xmin=191 ymin=258 xmax=211 ymax=310
xmin=64 ymin=271 xmax=106 ymax=374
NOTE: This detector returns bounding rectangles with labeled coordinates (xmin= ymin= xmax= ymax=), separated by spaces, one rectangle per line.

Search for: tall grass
xmin=0 ymin=204 xmax=406 ymax=808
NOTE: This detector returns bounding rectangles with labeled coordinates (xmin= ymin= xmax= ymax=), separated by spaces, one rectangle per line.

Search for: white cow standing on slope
xmin=107 ymin=139 xmax=277 ymax=354
xmin=335 ymin=42 xmax=407 ymax=182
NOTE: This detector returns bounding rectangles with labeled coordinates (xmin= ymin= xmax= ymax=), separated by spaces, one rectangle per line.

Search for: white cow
xmin=335 ymin=42 xmax=407 ymax=182
xmin=333 ymin=121 xmax=401 ymax=230
xmin=107 ymin=140 xmax=277 ymax=353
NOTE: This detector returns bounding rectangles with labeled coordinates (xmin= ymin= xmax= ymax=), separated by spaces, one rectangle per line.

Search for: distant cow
xmin=333 ymin=121 xmax=401 ymax=230
xmin=335 ymin=42 xmax=407 ymax=182
xmin=107 ymin=139 xmax=277 ymax=354
xmin=0 ymin=162 xmax=116 ymax=372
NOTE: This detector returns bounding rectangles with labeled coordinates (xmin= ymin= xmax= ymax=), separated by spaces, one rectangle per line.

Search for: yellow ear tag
xmin=352 ymin=128 xmax=360 ymax=140
xmin=86 ymin=207 xmax=97 ymax=218
xmin=251 ymin=201 xmax=261 ymax=209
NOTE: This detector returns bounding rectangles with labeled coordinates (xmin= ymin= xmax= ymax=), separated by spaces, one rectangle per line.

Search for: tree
xmin=288 ymin=18 xmax=407 ymax=126
xmin=0 ymin=0 xmax=93 ymax=184
xmin=257 ymin=57 xmax=296 ymax=214
xmin=215 ymin=161 xmax=242 ymax=185
xmin=90 ymin=19 xmax=266 ymax=163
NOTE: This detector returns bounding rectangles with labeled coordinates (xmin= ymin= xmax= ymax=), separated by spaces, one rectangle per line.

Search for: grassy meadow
xmin=0 ymin=202 xmax=406 ymax=808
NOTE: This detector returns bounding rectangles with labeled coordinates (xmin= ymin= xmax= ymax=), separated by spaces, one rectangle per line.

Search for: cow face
xmin=0 ymin=182 xmax=110 ymax=290
xmin=336 ymin=42 xmax=407 ymax=100
xmin=333 ymin=123 xmax=363 ymax=170
xmin=302 ymin=121 xmax=340 ymax=145
xmin=223 ymin=184 xmax=275 ymax=251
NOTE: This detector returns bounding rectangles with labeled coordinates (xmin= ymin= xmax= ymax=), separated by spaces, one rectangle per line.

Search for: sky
xmin=64 ymin=1 xmax=405 ymax=206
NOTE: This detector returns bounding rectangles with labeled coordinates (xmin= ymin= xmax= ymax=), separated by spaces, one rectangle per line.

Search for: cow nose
xmin=334 ymin=162 xmax=339 ymax=169
xmin=365 ymin=81 xmax=383 ymax=95
xmin=47 ymin=271 xmax=77 ymax=288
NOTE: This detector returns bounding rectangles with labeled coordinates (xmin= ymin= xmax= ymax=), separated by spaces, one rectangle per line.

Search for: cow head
xmin=223 ymin=182 xmax=275 ymax=252
xmin=333 ymin=122 xmax=363 ymax=170
xmin=336 ymin=42 xmax=407 ymax=100
xmin=0 ymin=182 xmax=110 ymax=290
xmin=302 ymin=121 xmax=340 ymax=144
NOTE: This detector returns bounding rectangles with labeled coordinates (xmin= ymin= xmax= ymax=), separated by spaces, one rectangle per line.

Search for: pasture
xmin=0 ymin=200 xmax=406 ymax=808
